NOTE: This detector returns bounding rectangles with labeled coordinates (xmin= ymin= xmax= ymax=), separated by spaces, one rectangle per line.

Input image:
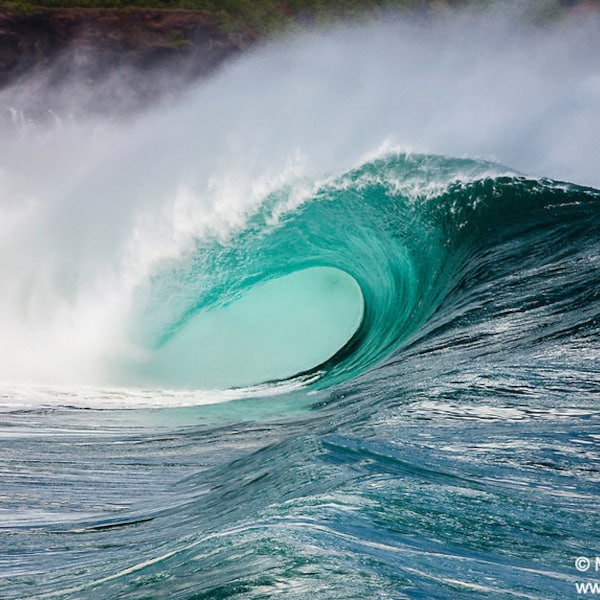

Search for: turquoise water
xmin=1 ymin=12 xmax=600 ymax=600
xmin=132 ymin=265 xmax=364 ymax=388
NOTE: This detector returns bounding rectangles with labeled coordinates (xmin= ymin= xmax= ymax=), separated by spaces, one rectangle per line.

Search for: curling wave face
xmin=123 ymin=153 xmax=479 ymax=390
xmin=123 ymin=153 xmax=599 ymax=390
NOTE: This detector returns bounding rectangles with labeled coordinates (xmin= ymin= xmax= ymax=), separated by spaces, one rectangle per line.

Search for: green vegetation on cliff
xmin=4 ymin=0 xmax=597 ymax=35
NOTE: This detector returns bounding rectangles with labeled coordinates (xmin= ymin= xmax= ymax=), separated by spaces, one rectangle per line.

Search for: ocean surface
xmin=1 ymin=11 xmax=599 ymax=599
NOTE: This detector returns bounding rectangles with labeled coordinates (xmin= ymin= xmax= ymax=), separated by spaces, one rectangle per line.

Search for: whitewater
xmin=0 ymin=8 xmax=599 ymax=599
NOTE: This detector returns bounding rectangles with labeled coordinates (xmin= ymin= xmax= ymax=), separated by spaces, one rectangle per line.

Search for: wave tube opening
xmin=130 ymin=266 xmax=364 ymax=389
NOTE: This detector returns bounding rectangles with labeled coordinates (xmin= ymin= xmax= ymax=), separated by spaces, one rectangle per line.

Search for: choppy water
xmin=1 ymin=9 xmax=599 ymax=599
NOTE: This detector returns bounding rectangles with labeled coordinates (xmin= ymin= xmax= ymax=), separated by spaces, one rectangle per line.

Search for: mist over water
xmin=0 ymin=9 xmax=599 ymax=395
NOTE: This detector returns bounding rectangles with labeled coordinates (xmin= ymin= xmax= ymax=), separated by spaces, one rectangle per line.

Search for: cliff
xmin=0 ymin=6 xmax=256 ymax=88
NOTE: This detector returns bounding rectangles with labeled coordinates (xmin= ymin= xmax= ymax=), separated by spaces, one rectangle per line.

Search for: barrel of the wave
xmin=120 ymin=154 xmax=464 ymax=391
xmin=129 ymin=265 xmax=365 ymax=389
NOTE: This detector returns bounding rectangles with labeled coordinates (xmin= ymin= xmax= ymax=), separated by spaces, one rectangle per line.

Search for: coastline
xmin=0 ymin=0 xmax=598 ymax=93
